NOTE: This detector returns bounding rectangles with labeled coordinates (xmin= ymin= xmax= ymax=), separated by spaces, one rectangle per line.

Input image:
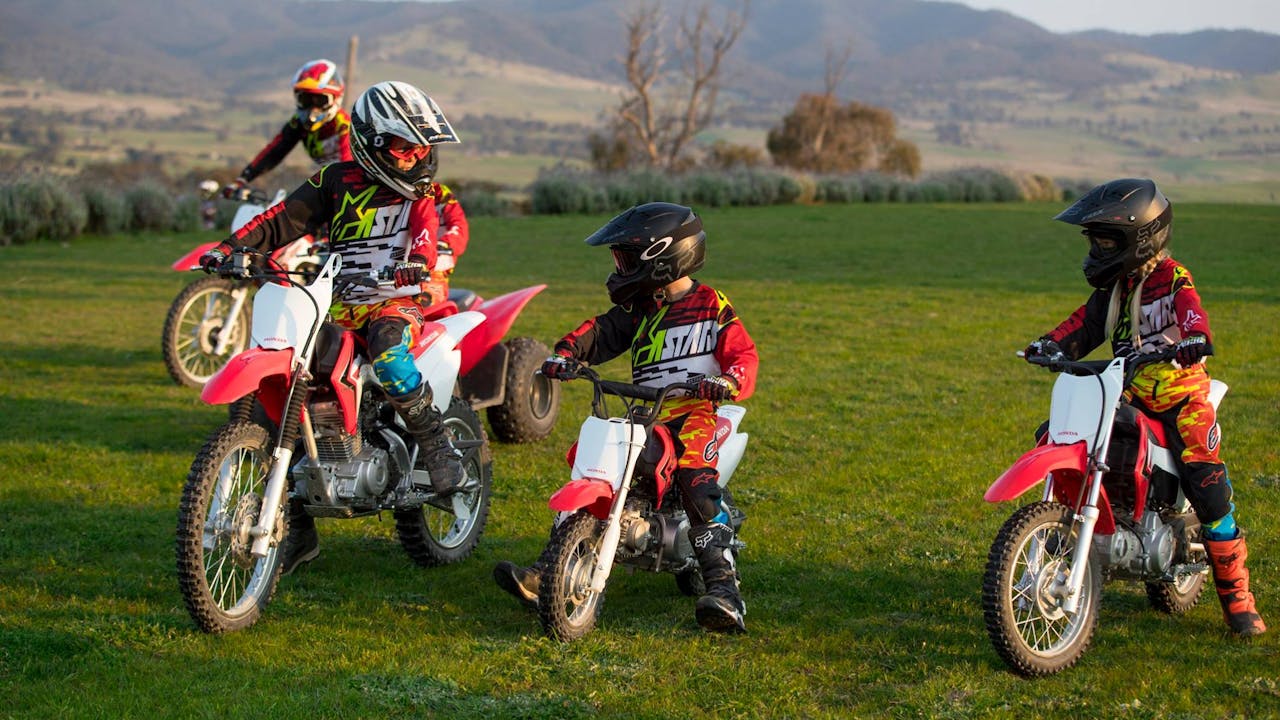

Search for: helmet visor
xmin=1083 ymin=228 xmax=1125 ymax=258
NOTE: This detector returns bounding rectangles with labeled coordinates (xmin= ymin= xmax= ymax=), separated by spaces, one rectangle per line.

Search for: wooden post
xmin=345 ymin=35 xmax=359 ymax=109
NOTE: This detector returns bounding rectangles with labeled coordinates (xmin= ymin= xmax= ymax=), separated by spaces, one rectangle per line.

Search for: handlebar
xmin=213 ymin=248 xmax=394 ymax=293
xmin=557 ymin=365 xmax=701 ymax=423
xmin=1021 ymin=346 xmax=1178 ymax=381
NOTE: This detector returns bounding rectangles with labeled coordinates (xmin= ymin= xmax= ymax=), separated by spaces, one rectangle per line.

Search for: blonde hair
xmin=1104 ymin=249 xmax=1169 ymax=348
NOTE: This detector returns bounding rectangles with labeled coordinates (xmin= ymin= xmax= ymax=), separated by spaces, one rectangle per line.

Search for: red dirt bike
xmin=162 ymin=184 xmax=325 ymax=388
xmin=532 ymin=365 xmax=749 ymax=641
xmin=175 ymin=249 xmax=544 ymax=632
xmin=982 ymin=348 xmax=1219 ymax=676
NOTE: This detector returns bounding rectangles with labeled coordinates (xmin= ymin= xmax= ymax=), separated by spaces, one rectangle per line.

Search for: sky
xmin=954 ymin=0 xmax=1280 ymax=35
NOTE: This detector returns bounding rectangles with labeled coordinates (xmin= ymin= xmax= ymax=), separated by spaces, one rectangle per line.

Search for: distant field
xmin=1 ymin=203 xmax=1278 ymax=718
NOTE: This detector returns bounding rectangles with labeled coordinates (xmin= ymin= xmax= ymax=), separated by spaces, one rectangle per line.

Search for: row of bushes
xmin=529 ymin=166 xmax=1086 ymax=215
xmin=0 ymin=175 xmax=205 ymax=244
xmin=0 ymin=167 xmax=1095 ymax=244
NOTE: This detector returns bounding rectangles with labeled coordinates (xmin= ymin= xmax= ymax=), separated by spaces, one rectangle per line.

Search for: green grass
xmin=1 ymin=203 xmax=1279 ymax=719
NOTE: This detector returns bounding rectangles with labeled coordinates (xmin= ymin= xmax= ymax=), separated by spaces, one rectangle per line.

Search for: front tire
xmin=538 ymin=510 xmax=606 ymax=642
xmin=396 ymin=396 xmax=493 ymax=566
xmin=162 ymin=276 xmax=250 ymax=388
xmin=982 ymin=501 xmax=1101 ymax=677
xmin=176 ymin=421 xmax=284 ymax=633
xmin=487 ymin=337 xmax=560 ymax=444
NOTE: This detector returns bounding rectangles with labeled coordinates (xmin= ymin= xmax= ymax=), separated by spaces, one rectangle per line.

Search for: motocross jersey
xmin=1045 ymin=256 xmax=1212 ymax=361
xmin=554 ymin=282 xmax=758 ymax=401
xmin=229 ymin=161 xmax=440 ymax=305
xmin=239 ymin=109 xmax=353 ymax=183
xmin=430 ymin=182 xmax=468 ymax=271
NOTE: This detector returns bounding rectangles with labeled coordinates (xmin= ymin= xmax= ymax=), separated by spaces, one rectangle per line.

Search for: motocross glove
xmin=1023 ymin=338 xmax=1062 ymax=360
xmin=198 ymin=243 xmax=233 ymax=274
xmin=1175 ymin=334 xmax=1213 ymax=367
xmin=222 ymin=178 xmax=249 ymax=201
xmin=1113 ymin=342 xmax=1139 ymax=367
xmin=540 ymin=355 xmax=581 ymax=380
xmin=393 ymin=256 xmax=429 ymax=287
xmin=695 ymin=374 xmax=737 ymax=402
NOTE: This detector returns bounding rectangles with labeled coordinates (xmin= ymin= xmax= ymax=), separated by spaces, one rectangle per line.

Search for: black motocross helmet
xmin=585 ymin=202 xmax=706 ymax=305
xmin=1055 ymin=178 xmax=1172 ymax=288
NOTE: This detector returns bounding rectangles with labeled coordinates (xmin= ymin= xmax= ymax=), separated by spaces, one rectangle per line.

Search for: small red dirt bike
xmin=176 ymin=249 xmax=506 ymax=633
xmin=982 ymin=349 xmax=1220 ymax=676
xmin=533 ymin=366 xmax=749 ymax=641
xmin=162 ymin=185 xmax=325 ymax=388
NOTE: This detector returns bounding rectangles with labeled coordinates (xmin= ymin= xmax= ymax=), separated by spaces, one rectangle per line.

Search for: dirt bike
xmin=982 ymin=347 xmax=1220 ymax=676
xmin=162 ymin=183 xmax=325 ymax=388
xmin=532 ymin=365 xmax=748 ymax=641
xmin=176 ymin=249 xmax=495 ymax=633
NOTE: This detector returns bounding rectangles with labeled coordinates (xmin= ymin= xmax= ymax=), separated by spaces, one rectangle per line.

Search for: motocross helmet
xmin=585 ymin=202 xmax=706 ymax=305
xmin=350 ymin=81 xmax=459 ymax=200
xmin=291 ymin=59 xmax=345 ymax=132
xmin=1054 ymin=178 xmax=1172 ymax=289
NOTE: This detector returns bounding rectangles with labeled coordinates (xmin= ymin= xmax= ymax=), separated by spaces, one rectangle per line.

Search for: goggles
xmin=387 ymin=136 xmax=432 ymax=162
xmin=295 ymin=92 xmax=335 ymax=111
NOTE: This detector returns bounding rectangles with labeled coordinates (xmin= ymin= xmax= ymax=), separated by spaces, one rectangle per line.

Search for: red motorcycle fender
xmin=201 ymin=347 xmax=294 ymax=407
xmin=548 ymin=478 xmax=615 ymax=521
xmin=171 ymin=241 xmax=220 ymax=271
xmin=457 ymin=285 xmax=547 ymax=376
xmin=984 ymin=442 xmax=1088 ymax=503
xmin=329 ymin=331 xmax=360 ymax=435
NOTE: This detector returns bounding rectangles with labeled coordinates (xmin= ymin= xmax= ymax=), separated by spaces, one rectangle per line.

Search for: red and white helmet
xmin=291 ymin=59 xmax=344 ymax=131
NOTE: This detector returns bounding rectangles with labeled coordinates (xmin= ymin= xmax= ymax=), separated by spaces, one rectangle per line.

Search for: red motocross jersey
xmin=554 ymin=282 xmax=759 ymax=400
xmin=228 ymin=161 xmax=439 ymax=305
xmin=240 ymin=110 xmax=353 ymax=183
xmin=1044 ymin=256 xmax=1213 ymax=359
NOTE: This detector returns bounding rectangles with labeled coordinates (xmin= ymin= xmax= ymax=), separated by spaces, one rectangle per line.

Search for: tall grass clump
xmin=0 ymin=174 xmax=88 ymax=244
xmin=125 ymin=181 xmax=177 ymax=232
xmin=80 ymin=184 xmax=131 ymax=235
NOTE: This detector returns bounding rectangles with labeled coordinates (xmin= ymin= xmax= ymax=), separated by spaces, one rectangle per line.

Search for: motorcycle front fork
xmin=1039 ymin=468 xmax=1105 ymax=615
xmin=212 ymin=285 xmax=250 ymax=356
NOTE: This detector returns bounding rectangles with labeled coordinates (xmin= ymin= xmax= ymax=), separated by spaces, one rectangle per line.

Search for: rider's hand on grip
xmin=540 ymin=355 xmax=581 ymax=380
xmin=393 ymin=257 xmax=428 ymax=287
xmin=1175 ymin=334 xmax=1212 ymax=367
xmin=1113 ymin=342 xmax=1139 ymax=367
xmin=222 ymin=178 xmax=249 ymax=201
xmin=1023 ymin=338 xmax=1062 ymax=362
xmin=695 ymin=374 xmax=737 ymax=402
xmin=198 ymin=244 xmax=232 ymax=274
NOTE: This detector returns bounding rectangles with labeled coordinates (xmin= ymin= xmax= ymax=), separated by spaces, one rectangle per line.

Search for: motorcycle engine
xmin=1093 ymin=511 xmax=1176 ymax=578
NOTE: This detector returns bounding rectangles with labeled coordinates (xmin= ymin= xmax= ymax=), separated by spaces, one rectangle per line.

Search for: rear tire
xmin=162 ymin=276 xmax=250 ymax=388
xmin=538 ymin=511 xmax=606 ymax=642
xmin=1146 ymin=546 xmax=1208 ymax=615
xmin=395 ymin=396 xmax=493 ymax=566
xmin=176 ymin=421 xmax=284 ymax=633
xmin=487 ymin=337 xmax=560 ymax=444
xmin=982 ymin=501 xmax=1101 ymax=677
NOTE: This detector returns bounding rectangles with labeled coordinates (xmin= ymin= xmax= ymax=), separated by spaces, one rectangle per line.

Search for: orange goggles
xmin=387 ymin=136 xmax=431 ymax=161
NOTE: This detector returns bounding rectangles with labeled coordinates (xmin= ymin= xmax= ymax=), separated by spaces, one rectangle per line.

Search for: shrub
xmin=0 ymin=175 xmax=87 ymax=244
xmin=125 ymin=181 xmax=176 ymax=232
xmin=81 ymin=184 xmax=130 ymax=235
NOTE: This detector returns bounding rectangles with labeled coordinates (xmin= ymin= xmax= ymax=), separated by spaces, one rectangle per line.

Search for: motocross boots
xmin=1206 ymin=534 xmax=1267 ymax=637
xmin=390 ymin=383 xmax=464 ymax=495
xmin=691 ymin=522 xmax=746 ymax=633
xmin=280 ymin=497 xmax=320 ymax=576
xmin=493 ymin=560 xmax=542 ymax=610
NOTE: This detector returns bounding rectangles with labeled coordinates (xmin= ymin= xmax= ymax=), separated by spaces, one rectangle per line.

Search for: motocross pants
xmin=660 ymin=398 xmax=729 ymax=526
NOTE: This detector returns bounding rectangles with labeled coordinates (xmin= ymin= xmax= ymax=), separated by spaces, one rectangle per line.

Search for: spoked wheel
xmin=396 ymin=396 xmax=493 ymax=566
xmin=162 ymin=276 xmax=250 ymax=387
xmin=176 ymin=421 xmax=285 ymax=633
xmin=982 ymin=501 xmax=1101 ymax=677
xmin=487 ymin=337 xmax=561 ymax=444
xmin=538 ymin=510 xmax=607 ymax=641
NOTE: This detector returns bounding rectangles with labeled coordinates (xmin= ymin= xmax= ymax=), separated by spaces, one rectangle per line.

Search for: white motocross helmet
xmin=350 ymin=81 xmax=460 ymax=199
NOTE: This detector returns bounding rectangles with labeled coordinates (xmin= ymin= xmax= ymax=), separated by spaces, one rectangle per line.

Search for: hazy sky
xmin=954 ymin=0 xmax=1280 ymax=35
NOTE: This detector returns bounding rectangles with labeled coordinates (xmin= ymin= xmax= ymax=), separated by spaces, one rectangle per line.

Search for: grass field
xmin=1 ymin=202 xmax=1278 ymax=719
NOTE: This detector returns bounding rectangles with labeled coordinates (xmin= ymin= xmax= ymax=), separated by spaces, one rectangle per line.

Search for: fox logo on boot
xmin=692 ymin=529 xmax=714 ymax=549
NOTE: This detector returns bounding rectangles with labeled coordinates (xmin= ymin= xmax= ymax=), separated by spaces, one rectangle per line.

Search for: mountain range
xmin=3 ymin=0 xmax=1278 ymax=109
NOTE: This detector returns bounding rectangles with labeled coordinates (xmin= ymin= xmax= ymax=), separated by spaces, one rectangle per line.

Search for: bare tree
xmin=614 ymin=0 xmax=748 ymax=170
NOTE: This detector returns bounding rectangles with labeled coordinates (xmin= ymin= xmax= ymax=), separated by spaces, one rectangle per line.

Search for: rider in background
xmin=224 ymin=59 xmax=353 ymax=198
xmin=493 ymin=202 xmax=759 ymax=633
xmin=199 ymin=81 xmax=465 ymax=576
xmin=1023 ymin=177 xmax=1265 ymax=637
xmin=421 ymin=177 xmax=468 ymax=306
